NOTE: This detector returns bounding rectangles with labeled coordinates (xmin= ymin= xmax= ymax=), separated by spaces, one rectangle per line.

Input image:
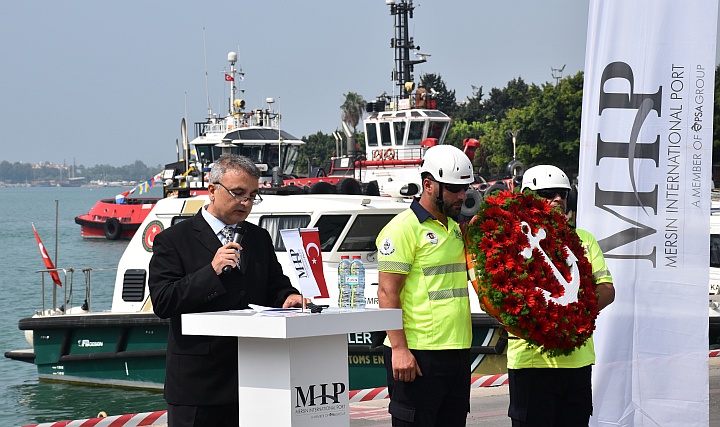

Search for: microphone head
xmin=235 ymin=221 xmax=247 ymax=236
xmin=223 ymin=222 xmax=246 ymax=274
xmin=231 ymin=222 xmax=247 ymax=244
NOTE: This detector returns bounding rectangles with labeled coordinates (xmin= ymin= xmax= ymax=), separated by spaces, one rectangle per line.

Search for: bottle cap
xmin=352 ymin=255 xmax=361 ymax=259
xmin=341 ymin=255 xmax=349 ymax=259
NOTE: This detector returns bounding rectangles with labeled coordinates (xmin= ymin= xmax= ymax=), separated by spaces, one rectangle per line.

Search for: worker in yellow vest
xmin=377 ymin=145 xmax=475 ymax=426
xmin=508 ymin=165 xmax=615 ymax=426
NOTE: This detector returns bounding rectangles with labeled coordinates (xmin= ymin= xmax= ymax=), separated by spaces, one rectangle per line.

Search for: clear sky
xmin=0 ymin=1 xmax=717 ymax=167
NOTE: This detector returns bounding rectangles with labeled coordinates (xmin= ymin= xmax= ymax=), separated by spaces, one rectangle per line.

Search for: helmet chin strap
xmin=434 ymin=182 xmax=449 ymax=216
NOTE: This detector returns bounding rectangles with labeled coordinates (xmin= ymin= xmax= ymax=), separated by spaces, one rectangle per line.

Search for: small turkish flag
xmin=279 ymin=228 xmax=329 ymax=298
xmin=300 ymin=229 xmax=329 ymax=298
xmin=225 ymin=73 xmax=234 ymax=82
xmin=32 ymin=224 xmax=62 ymax=287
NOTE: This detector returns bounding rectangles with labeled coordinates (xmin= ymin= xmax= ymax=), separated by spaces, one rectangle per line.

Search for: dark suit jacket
xmin=148 ymin=209 xmax=299 ymax=405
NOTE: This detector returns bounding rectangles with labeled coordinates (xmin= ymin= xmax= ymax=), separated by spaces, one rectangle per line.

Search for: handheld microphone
xmin=222 ymin=222 xmax=247 ymax=274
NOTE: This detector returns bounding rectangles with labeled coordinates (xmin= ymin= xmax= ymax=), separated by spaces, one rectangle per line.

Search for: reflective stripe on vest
xmin=422 ymin=262 xmax=466 ymax=276
xmin=428 ymin=287 xmax=469 ymax=301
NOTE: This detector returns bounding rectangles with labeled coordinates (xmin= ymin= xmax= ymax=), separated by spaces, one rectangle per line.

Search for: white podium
xmin=182 ymin=308 xmax=402 ymax=427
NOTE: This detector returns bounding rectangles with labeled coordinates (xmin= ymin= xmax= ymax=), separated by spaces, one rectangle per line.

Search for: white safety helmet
xmin=419 ymin=145 xmax=474 ymax=184
xmin=521 ymin=165 xmax=570 ymax=191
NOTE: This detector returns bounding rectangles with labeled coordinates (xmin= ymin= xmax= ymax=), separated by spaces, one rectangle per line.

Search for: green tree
xmin=453 ymin=85 xmax=485 ymax=123
xmin=340 ymin=92 xmax=366 ymax=135
xmin=419 ymin=73 xmax=456 ymax=115
xmin=297 ymin=131 xmax=338 ymax=175
xmin=507 ymin=71 xmax=584 ymax=176
xmin=483 ymin=77 xmax=535 ymax=122
xmin=445 ymin=120 xmax=503 ymax=177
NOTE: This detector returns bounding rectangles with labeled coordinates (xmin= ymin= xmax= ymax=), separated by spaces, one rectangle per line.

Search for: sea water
xmin=0 ymin=186 xmax=165 ymax=426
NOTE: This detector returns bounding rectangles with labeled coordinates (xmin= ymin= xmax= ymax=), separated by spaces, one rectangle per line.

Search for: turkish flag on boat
xmin=32 ymin=223 xmax=62 ymax=287
xmin=279 ymin=228 xmax=329 ymax=298
xmin=225 ymin=73 xmax=234 ymax=82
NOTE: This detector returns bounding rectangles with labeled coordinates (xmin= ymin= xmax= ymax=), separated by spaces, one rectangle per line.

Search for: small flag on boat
xmin=279 ymin=228 xmax=329 ymax=298
xmin=225 ymin=73 xmax=234 ymax=82
xmin=31 ymin=223 xmax=62 ymax=287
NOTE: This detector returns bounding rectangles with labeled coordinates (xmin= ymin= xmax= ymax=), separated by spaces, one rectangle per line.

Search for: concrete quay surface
xmin=146 ymin=357 xmax=719 ymax=427
xmin=349 ymin=356 xmax=720 ymax=427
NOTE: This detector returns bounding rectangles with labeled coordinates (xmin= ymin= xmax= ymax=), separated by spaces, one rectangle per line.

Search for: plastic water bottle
xmin=349 ymin=255 xmax=366 ymax=309
xmin=338 ymin=256 xmax=352 ymax=309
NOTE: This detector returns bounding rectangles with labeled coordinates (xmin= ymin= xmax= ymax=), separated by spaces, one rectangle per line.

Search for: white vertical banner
xmin=578 ymin=1 xmax=717 ymax=426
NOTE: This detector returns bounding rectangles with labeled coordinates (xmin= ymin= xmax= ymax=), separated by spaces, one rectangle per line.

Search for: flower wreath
xmin=464 ymin=190 xmax=599 ymax=357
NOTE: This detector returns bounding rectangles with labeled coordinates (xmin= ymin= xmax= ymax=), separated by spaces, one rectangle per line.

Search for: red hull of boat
xmin=74 ymin=197 xmax=161 ymax=240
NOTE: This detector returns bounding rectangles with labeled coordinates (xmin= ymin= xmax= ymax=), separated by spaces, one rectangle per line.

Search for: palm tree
xmin=340 ymin=92 xmax=366 ymax=134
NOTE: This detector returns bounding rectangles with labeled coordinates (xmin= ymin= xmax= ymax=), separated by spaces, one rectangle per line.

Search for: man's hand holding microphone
xmin=211 ymin=222 xmax=247 ymax=275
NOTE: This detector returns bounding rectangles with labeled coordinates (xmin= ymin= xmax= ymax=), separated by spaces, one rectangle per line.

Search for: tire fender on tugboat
xmin=308 ymin=181 xmax=338 ymax=194
xmin=103 ymin=218 xmax=123 ymax=240
xmin=336 ymin=178 xmax=362 ymax=195
xmin=483 ymin=181 xmax=509 ymax=197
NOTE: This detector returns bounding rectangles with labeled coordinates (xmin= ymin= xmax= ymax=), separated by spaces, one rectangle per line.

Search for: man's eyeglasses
xmin=536 ymin=188 xmax=570 ymax=200
xmin=214 ymin=182 xmax=263 ymax=205
xmin=427 ymin=177 xmax=469 ymax=194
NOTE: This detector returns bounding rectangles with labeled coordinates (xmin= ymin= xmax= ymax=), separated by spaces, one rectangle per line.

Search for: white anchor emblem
xmin=519 ymin=221 xmax=580 ymax=306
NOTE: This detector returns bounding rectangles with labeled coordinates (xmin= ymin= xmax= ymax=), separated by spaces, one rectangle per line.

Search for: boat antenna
xmin=388 ymin=0 xmax=426 ymax=105
xmin=203 ymin=27 xmax=212 ymax=118
xmin=54 ymin=200 xmax=59 ymax=274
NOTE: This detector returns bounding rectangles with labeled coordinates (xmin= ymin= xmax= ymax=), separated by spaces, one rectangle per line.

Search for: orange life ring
xmin=384 ymin=148 xmax=396 ymax=160
xmin=372 ymin=149 xmax=383 ymax=161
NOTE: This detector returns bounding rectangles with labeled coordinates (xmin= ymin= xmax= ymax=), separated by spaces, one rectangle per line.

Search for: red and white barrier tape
xmin=349 ymin=373 xmax=509 ymax=403
xmin=21 ymin=410 xmax=167 ymax=427
xmin=470 ymin=373 xmax=509 ymax=388
xmin=21 ymin=353 xmax=720 ymax=427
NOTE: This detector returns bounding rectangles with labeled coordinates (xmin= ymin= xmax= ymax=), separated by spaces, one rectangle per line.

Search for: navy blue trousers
xmin=508 ymin=366 xmax=593 ymax=427
xmin=383 ymin=346 xmax=470 ymax=426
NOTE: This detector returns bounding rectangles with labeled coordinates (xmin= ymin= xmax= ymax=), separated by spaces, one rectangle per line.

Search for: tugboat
xmin=281 ymin=0 xmax=522 ymax=198
xmin=74 ymin=184 xmax=162 ymax=240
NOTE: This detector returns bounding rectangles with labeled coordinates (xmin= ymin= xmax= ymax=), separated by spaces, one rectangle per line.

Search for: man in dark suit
xmin=149 ymin=154 xmax=303 ymax=427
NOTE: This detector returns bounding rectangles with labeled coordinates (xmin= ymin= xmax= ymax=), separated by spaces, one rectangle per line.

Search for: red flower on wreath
xmin=465 ymin=190 xmax=599 ymax=357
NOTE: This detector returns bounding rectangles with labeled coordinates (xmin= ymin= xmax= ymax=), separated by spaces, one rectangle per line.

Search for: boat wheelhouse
xmin=163 ymin=52 xmax=305 ymax=197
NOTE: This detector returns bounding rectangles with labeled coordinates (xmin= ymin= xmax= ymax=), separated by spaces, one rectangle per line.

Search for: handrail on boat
xmin=36 ymin=267 xmax=117 ymax=315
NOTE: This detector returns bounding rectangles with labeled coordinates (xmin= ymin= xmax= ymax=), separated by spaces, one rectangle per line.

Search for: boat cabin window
xmin=339 ymin=214 xmax=396 ymax=252
xmin=260 ymin=144 xmax=300 ymax=176
xmin=428 ymin=121 xmax=447 ymax=140
xmin=366 ymin=123 xmax=379 ymax=147
xmin=407 ymin=121 xmax=424 ymax=146
xmin=711 ymin=234 xmax=720 ymax=268
xmin=282 ymin=146 xmax=299 ymax=175
xmin=380 ymin=122 xmax=392 ymax=146
xmin=393 ymin=122 xmax=406 ymax=146
xmin=315 ymin=215 xmax=352 ymax=252
xmin=239 ymin=146 xmax=264 ymax=163
xmin=260 ymin=215 xmax=312 ymax=251
xmin=425 ymin=111 xmax=448 ymax=117
xmin=194 ymin=145 xmax=241 ymax=165
xmin=192 ymin=144 xmax=298 ymax=176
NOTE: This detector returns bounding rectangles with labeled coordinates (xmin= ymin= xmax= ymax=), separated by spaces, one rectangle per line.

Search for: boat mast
xmin=227 ymin=52 xmax=245 ymax=118
xmin=388 ymin=0 xmax=426 ymax=106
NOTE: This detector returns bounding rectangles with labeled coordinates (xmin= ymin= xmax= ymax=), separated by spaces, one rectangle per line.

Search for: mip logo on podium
xmin=294 ymin=382 xmax=348 ymax=417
